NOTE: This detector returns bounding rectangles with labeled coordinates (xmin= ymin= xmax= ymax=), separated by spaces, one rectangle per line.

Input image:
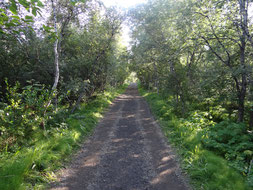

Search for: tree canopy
xmin=1 ymin=0 xmax=253 ymax=189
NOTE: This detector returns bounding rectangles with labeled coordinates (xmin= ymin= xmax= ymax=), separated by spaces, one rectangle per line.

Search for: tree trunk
xmin=153 ymin=63 xmax=159 ymax=94
xmin=249 ymin=78 xmax=253 ymax=130
xmin=71 ymin=89 xmax=86 ymax=113
xmin=241 ymin=0 xmax=253 ymax=129
xmin=238 ymin=91 xmax=246 ymax=122
xmin=43 ymin=0 xmax=59 ymax=119
xmin=51 ymin=0 xmax=59 ymax=91
xmin=249 ymin=110 xmax=253 ymax=130
xmin=237 ymin=0 xmax=248 ymax=122
xmin=180 ymin=93 xmax=185 ymax=117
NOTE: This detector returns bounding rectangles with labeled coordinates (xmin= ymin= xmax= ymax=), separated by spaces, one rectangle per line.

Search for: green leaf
xmin=1 ymin=12 xmax=7 ymax=17
xmin=24 ymin=19 xmax=34 ymax=23
xmin=37 ymin=1 xmax=44 ymax=7
xmin=25 ymin=16 xmax=33 ymax=20
xmin=18 ymin=0 xmax=30 ymax=8
xmin=11 ymin=15 xmax=20 ymax=19
xmin=6 ymin=22 xmax=17 ymax=27
xmin=11 ymin=19 xmax=20 ymax=24
xmin=9 ymin=2 xmax=18 ymax=15
xmin=0 ymin=11 xmax=6 ymax=20
xmin=244 ymin=150 xmax=253 ymax=156
xmin=32 ymin=8 xmax=37 ymax=16
xmin=12 ymin=30 xmax=20 ymax=34
xmin=43 ymin=25 xmax=49 ymax=30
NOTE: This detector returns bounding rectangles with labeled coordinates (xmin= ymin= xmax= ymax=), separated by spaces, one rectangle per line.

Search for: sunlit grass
xmin=0 ymin=84 xmax=127 ymax=190
xmin=138 ymin=86 xmax=250 ymax=190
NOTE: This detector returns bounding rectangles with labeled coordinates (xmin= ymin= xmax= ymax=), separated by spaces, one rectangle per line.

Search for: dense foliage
xmin=0 ymin=0 xmax=129 ymax=188
xmin=139 ymin=87 xmax=253 ymax=189
xmin=129 ymin=0 xmax=253 ymax=189
xmin=129 ymin=0 xmax=253 ymax=123
xmin=0 ymin=84 xmax=127 ymax=189
xmin=1 ymin=0 xmax=253 ymax=189
xmin=0 ymin=0 xmax=129 ymax=146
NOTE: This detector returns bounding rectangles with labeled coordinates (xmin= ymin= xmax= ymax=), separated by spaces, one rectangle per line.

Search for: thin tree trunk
xmin=238 ymin=92 xmax=246 ymax=122
xmin=71 ymin=89 xmax=86 ymax=113
xmin=249 ymin=110 xmax=253 ymax=130
xmin=51 ymin=0 xmax=59 ymax=91
xmin=153 ymin=63 xmax=159 ymax=94
xmin=241 ymin=0 xmax=253 ymax=128
xmin=237 ymin=0 xmax=248 ymax=122
xmin=249 ymin=78 xmax=253 ymax=130
xmin=181 ymin=96 xmax=185 ymax=117
xmin=43 ymin=0 xmax=59 ymax=119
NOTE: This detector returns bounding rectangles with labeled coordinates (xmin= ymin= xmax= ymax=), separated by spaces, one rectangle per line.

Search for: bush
xmin=0 ymin=83 xmax=126 ymax=190
xmin=204 ymin=121 xmax=253 ymax=176
xmin=0 ymin=81 xmax=51 ymax=152
xmin=139 ymin=86 xmax=252 ymax=189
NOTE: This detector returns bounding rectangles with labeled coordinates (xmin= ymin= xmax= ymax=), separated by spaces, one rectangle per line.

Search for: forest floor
xmin=50 ymin=84 xmax=190 ymax=190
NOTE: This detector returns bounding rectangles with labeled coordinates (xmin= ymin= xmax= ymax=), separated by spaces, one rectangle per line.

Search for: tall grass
xmin=0 ymin=85 xmax=127 ymax=190
xmin=138 ymin=86 xmax=251 ymax=190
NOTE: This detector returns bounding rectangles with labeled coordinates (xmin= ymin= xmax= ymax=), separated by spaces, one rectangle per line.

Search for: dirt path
xmin=50 ymin=84 xmax=190 ymax=190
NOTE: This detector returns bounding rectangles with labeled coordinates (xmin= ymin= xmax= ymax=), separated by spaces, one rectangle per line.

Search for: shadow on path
xmin=50 ymin=84 xmax=190 ymax=190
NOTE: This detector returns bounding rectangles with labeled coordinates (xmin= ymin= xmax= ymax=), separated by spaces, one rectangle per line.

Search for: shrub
xmin=204 ymin=121 xmax=253 ymax=176
xmin=0 ymin=81 xmax=51 ymax=152
xmin=139 ymin=86 xmax=252 ymax=189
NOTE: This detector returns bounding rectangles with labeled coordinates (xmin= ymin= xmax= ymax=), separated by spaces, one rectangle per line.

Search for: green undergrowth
xmin=0 ymin=85 xmax=127 ymax=190
xmin=138 ymin=86 xmax=253 ymax=190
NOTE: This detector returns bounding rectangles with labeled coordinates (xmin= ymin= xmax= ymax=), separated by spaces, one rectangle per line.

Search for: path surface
xmin=51 ymin=84 xmax=189 ymax=190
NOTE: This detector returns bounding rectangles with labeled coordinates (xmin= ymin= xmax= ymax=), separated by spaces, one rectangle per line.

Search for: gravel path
xmin=50 ymin=84 xmax=190 ymax=190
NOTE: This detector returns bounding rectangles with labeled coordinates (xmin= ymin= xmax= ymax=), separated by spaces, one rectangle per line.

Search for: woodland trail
xmin=50 ymin=84 xmax=189 ymax=190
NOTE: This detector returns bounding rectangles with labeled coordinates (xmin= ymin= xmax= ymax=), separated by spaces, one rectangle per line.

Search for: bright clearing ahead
xmin=102 ymin=0 xmax=147 ymax=47
xmin=102 ymin=0 xmax=147 ymax=8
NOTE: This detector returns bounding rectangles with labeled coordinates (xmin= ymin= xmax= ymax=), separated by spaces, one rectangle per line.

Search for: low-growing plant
xmin=139 ymin=85 xmax=253 ymax=189
xmin=0 ymin=83 xmax=127 ymax=190
xmin=204 ymin=121 xmax=253 ymax=177
xmin=0 ymin=80 xmax=52 ymax=152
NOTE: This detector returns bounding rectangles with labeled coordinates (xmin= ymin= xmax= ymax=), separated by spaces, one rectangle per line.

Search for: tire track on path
xmin=50 ymin=84 xmax=190 ymax=190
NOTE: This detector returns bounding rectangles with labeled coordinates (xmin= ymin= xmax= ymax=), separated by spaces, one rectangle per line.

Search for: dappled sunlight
xmin=50 ymin=85 xmax=190 ymax=190
xmin=151 ymin=168 xmax=176 ymax=185
xmin=2 ymin=0 xmax=253 ymax=188
xmin=82 ymin=155 xmax=99 ymax=167
xmin=132 ymin=154 xmax=140 ymax=158
xmin=125 ymin=114 xmax=135 ymax=118
xmin=161 ymin=155 xmax=173 ymax=162
xmin=92 ymin=112 xmax=103 ymax=118
xmin=112 ymin=138 xmax=125 ymax=143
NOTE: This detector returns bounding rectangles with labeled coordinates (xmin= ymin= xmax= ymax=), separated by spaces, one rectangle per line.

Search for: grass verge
xmin=138 ymin=86 xmax=252 ymax=190
xmin=0 ymin=85 xmax=127 ymax=190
